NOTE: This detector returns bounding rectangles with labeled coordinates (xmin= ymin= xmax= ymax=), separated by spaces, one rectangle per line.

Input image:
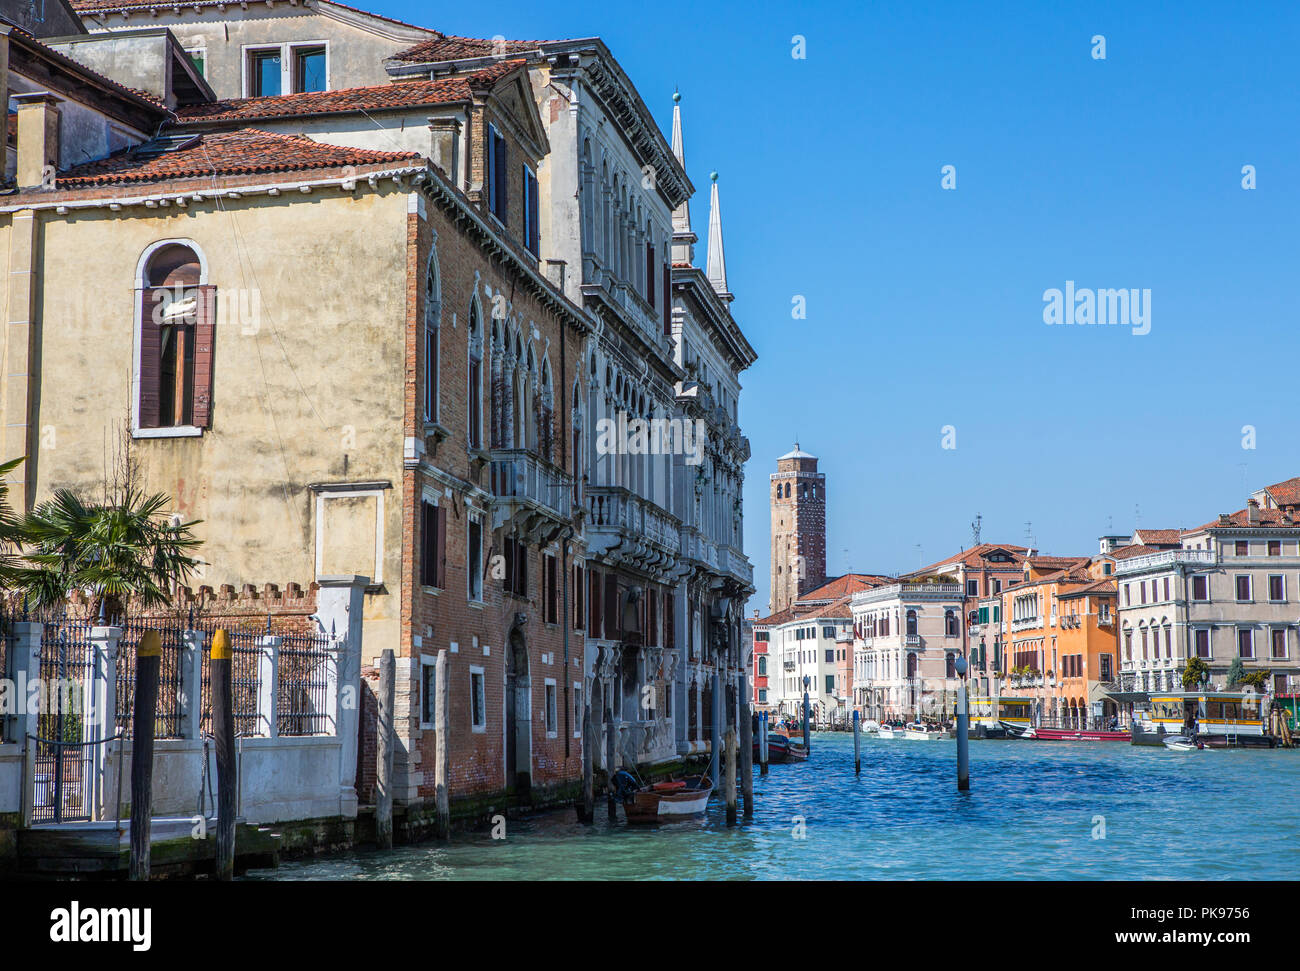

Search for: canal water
xmin=244 ymin=733 xmax=1300 ymax=880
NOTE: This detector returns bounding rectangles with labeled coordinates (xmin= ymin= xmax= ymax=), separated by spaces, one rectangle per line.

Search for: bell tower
xmin=769 ymin=443 xmax=826 ymax=613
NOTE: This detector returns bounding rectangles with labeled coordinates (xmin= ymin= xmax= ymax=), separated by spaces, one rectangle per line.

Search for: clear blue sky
xmin=380 ymin=0 xmax=1300 ymax=616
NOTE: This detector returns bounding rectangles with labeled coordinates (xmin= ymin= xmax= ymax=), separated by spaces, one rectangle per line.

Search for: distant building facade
xmin=768 ymin=443 xmax=826 ymax=613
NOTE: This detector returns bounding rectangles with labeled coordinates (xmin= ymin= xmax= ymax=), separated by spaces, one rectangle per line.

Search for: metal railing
xmin=277 ymin=629 xmax=334 ymax=736
xmin=116 ymin=618 xmax=189 ymax=739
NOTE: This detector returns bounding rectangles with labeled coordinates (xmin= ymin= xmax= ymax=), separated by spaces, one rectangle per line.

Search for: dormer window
xmin=244 ymin=42 xmax=329 ymax=97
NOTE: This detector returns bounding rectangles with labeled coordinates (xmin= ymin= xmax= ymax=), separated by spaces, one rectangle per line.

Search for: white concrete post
xmin=13 ymin=622 xmax=41 ymax=827
xmin=87 ymin=625 xmax=122 ymax=821
xmin=316 ymin=575 xmax=368 ymax=818
xmin=180 ymin=630 xmax=206 ymax=740
xmin=255 ymin=636 xmax=281 ymax=738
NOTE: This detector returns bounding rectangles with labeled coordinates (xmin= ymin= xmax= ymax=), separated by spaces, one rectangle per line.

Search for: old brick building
xmin=769 ymin=444 xmax=826 ymax=613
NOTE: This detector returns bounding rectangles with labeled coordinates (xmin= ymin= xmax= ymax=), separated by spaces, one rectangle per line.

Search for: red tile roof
xmin=1108 ymin=544 xmax=1161 ymax=560
xmin=1262 ymin=476 xmax=1300 ymax=508
xmin=175 ymin=65 xmax=521 ymax=124
xmin=796 ymin=573 xmax=893 ymax=603
xmin=911 ymin=543 xmax=1028 ymax=577
xmin=56 ymin=129 xmax=421 ymax=188
xmin=391 ymin=33 xmax=565 ymax=63
xmin=1131 ymin=528 xmax=1182 ymax=546
xmin=1058 ymin=579 xmax=1117 ymax=598
xmin=1189 ymin=505 xmax=1298 ymax=532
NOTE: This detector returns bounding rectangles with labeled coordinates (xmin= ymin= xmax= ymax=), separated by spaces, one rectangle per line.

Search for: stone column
xmin=180 ymin=630 xmax=206 ymax=740
xmin=13 ymin=622 xmax=41 ymax=827
xmin=255 ymin=636 xmax=281 ymax=738
xmin=316 ymin=575 xmax=368 ymax=818
xmin=87 ymin=625 xmax=122 ymax=820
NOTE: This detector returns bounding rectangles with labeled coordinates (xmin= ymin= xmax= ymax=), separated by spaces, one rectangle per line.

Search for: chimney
xmin=427 ymin=117 xmax=461 ymax=184
xmin=1247 ymin=498 xmax=1261 ymax=525
xmin=13 ymin=92 xmax=61 ymax=190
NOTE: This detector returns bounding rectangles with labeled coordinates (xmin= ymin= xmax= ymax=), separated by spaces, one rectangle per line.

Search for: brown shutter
xmin=436 ymin=504 xmax=447 ymax=588
xmin=191 ymin=284 xmax=217 ymax=428
xmin=138 ymin=288 xmax=166 ymax=428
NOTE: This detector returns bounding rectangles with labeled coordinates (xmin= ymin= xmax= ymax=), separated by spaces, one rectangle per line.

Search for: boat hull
xmin=1031 ymin=727 xmax=1131 ymax=742
xmin=623 ymin=778 xmax=713 ymax=824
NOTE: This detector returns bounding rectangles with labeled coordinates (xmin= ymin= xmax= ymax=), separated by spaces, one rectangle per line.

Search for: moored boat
xmin=1162 ymin=735 xmax=1202 ymax=752
xmin=877 ymin=724 xmax=903 ymax=739
xmin=754 ymin=730 xmax=810 ymax=763
xmin=1031 ymin=726 xmax=1131 ymax=742
xmin=621 ymin=774 xmax=713 ymax=823
xmin=903 ymin=721 xmax=945 ymax=740
xmin=1134 ymin=691 xmax=1274 ymax=749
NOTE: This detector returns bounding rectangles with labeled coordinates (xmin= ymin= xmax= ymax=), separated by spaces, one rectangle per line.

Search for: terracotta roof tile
xmin=391 ymin=34 xmax=563 ymax=63
xmin=796 ymin=574 xmax=893 ymax=603
xmin=1263 ymin=476 xmax=1300 ymax=508
xmin=56 ymin=128 xmax=421 ymax=189
xmin=1131 ymin=528 xmax=1182 ymax=546
xmin=1189 ymin=504 xmax=1298 ymax=533
xmin=910 ymin=543 xmax=1028 ymax=577
xmin=175 ymin=65 xmax=521 ymax=124
xmin=1108 ymin=544 xmax=1161 ymax=560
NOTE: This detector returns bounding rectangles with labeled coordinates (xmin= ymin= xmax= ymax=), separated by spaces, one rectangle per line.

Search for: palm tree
xmin=0 ymin=456 xmax=30 ymax=588
xmin=15 ymin=487 xmax=202 ymax=622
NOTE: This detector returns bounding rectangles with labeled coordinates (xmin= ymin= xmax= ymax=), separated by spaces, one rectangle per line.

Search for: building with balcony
xmin=1117 ymin=495 xmax=1300 ymax=697
xmin=902 ymin=543 xmax=1028 ymax=666
xmin=850 ymin=580 xmax=964 ymax=721
xmin=756 ymin=596 xmax=854 ymax=725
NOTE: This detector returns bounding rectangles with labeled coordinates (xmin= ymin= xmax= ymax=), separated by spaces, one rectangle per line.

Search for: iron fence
xmin=33 ymin=622 xmax=95 ymax=824
xmin=277 ymin=629 xmax=333 ymax=736
xmin=197 ymin=625 xmax=264 ymax=738
xmin=116 ymin=618 xmax=189 ymax=739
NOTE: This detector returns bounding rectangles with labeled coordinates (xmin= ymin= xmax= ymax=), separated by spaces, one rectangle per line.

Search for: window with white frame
xmin=470 ymin=666 xmax=486 ymax=731
xmin=1237 ymin=628 xmax=1255 ymax=659
xmin=544 ymin=679 xmax=558 ymax=737
xmin=420 ymin=656 xmax=437 ymax=728
xmin=244 ymin=42 xmax=328 ymax=97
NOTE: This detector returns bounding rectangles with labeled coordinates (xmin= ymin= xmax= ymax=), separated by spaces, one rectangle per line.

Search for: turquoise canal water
xmin=244 ymin=733 xmax=1300 ymax=880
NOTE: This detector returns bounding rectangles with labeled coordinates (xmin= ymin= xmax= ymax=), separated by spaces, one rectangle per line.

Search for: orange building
xmin=996 ymin=556 xmax=1121 ymax=728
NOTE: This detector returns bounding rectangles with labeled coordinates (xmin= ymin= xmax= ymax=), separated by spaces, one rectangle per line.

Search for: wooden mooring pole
xmin=434 ymin=649 xmax=450 ymax=838
xmin=725 ymin=728 xmax=738 ymax=827
xmin=211 ymin=628 xmax=237 ymax=881
xmin=376 ymin=649 xmax=395 ymax=850
xmin=739 ymin=674 xmax=754 ymax=819
xmin=759 ymin=712 xmax=769 ymax=776
xmin=579 ymin=700 xmax=594 ymax=823
xmin=128 ymin=630 xmax=161 ymax=881
xmin=853 ymin=709 xmax=861 ymax=774
xmin=605 ymin=705 xmax=617 ymax=821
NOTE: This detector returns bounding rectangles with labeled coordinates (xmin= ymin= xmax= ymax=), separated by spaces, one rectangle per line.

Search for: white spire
xmin=706 ymin=171 xmax=731 ymax=301
xmin=670 ymin=89 xmax=696 ymax=265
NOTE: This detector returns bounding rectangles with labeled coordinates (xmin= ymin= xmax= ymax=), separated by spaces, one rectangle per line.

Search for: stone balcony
xmin=1113 ymin=549 xmax=1216 ymax=575
xmin=488 ymin=449 xmax=574 ymax=542
xmin=586 ymin=485 xmax=681 ymax=579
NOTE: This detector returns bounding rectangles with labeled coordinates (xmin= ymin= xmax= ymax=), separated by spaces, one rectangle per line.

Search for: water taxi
xmin=876 ymin=724 xmax=903 ymax=739
xmin=903 ymin=722 xmax=946 ymax=740
xmin=967 ymin=696 xmax=1033 ymax=738
xmin=1136 ymin=691 xmax=1273 ymax=749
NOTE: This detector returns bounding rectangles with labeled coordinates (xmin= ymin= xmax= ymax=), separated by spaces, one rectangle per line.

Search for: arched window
xmin=945 ymin=610 xmax=958 ymax=636
xmin=424 ymin=250 xmax=441 ymax=423
xmin=537 ymin=359 xmax=554 ymax=461
xmin=906 ymin=610 xmax=918 ymax=636
xmin=946 ymin=653 xmax=957 ymax=679
xmin=467 ymin=298 xmax=483 ymax=449
xmin=137 ymin=241 xmax=214 ymax=431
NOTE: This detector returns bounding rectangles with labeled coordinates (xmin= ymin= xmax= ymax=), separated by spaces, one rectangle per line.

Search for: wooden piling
xmin=956 ymin=674 xmax=971 ymax=791
xmin=853 ymin=709 xmax=861 ymax=774
xmin=739 ymin=674 xmax=754 ymax=819
xmin=211 ymin=628 xmax=237 ymax=881
xmin=725 ymin=728 xmax=738 ymax=827
xmin=710 ymin=673 xmax=721 ymax=790
xmin=376 ymin=649 xmax=395 ymax=850
xmin=434 ymin=649 xmax=450 ymax=838
xmin=128 ymin=630 xmax=161 ymax=881
xmin=605 ymin=704 xmax=617 ymax=821
xmin=579 ymin=700 xmax=594 ymax=823
xmin=759 ymin=712 xmax=769 ymax=776
xmin=802 ymin=687 xmax=811 ymax=752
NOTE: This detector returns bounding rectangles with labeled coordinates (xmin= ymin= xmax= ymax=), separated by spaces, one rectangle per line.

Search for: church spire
xmin=706 ymin=171 xmax=731 ymax=302
xmin=670 ymin=89 xmax=696 ymax=264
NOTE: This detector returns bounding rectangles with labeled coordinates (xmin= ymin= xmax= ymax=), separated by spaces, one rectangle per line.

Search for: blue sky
xmin=382 ymin=0 xmax=1300 ymax=615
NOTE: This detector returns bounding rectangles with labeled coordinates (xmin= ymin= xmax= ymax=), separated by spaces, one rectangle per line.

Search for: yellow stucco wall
xmin=0 ymin=185 xmax=412 ymax=650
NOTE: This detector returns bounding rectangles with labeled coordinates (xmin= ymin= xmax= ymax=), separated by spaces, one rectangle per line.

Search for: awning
xmin=1104 ymin=691 xmax=1150 ymax=703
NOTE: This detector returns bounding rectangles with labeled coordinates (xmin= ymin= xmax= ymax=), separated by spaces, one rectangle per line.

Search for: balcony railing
xmin=903 ymin=634 xmax=921 ymax=647
xmin=488 ymin=449 xmax=573 ymax=531
xmin=1114 ymin=549 xmax=1217 ymax=575
xmin=587 ymin=485 xmax=681 ymax=560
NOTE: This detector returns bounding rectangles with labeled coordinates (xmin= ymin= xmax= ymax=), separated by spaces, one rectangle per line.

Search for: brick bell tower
xmin=769 ymin=443 xmax=826 ymax=613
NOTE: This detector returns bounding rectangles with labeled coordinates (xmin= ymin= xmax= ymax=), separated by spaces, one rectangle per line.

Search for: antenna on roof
xmin=971 ymin=513 xmax=982 ymax=546
xmin=1134 ymin=503 xmax=1140 ymax=528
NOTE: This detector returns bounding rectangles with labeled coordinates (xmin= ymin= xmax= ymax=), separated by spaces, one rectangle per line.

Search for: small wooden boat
xmin=622 ymin=775 xmax=713 ymax=823
xmin=754 ymin=730 xmax=809 ymax=763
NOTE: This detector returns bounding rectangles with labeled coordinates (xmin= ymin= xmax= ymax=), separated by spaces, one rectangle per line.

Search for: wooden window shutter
xmin=138 ymin=287 xmax=168 ymax=428
xmin=420 ymin=502 xmax=433 ymax=586
xmin=192 ymin=284 xmax=217 ymax=428
xmin=436 ymin=504 xmax=447 ymax=588
xmin=589 ymin=568 xmax=600 ymax=635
